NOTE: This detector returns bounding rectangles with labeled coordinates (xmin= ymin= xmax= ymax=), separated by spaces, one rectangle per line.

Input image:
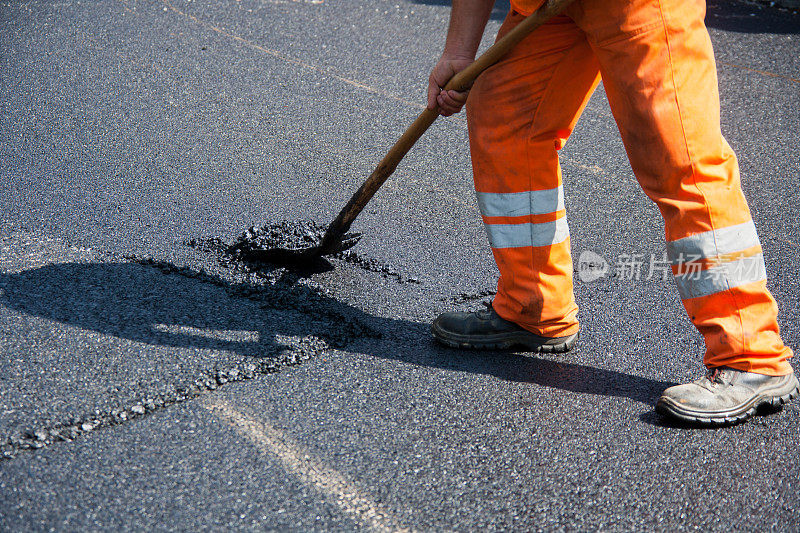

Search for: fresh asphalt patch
xmin=217 ymin=221 xmax=421 ymax=284
xmin=0 ymin=222 xmax=449 ymax=459
xmin=0 ymin=230 xmax=387 ymax=459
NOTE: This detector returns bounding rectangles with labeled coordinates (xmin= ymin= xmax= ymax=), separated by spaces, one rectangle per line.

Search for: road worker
xmin=428 ymin=0 xmax=798 ymax=424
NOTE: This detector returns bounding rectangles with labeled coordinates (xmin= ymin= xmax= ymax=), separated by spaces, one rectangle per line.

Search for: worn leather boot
xmin=431 ymin=303 xmax=578 ymax=352
xmin=656 ymin=367 xmax=799 ymax=426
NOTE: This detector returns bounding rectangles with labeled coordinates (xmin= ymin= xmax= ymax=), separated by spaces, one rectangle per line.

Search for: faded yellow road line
xmin=156 ymin=0 xmax=630 ymax=183
xmin=201 ymin=396 xmax=413 ymax=533
xmin=159 ymin=0 xmax=425 ymax=110
xmin=720 ymin=61 xmax=800 ymax=85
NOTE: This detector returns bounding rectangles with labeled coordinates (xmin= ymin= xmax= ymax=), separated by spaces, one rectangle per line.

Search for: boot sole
xmin=655 ymin=375 xmax=800 ymax=427
xmin=431 ymin=322 xmax=579 ymax=354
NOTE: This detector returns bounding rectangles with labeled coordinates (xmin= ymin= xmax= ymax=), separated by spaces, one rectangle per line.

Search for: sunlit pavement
xmin=1 ymin=0 xmax=799 ymax=530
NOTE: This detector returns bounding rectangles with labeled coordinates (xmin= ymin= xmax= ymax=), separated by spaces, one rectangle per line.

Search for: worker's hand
xmin=427 ymin=54 xmax=473 ymax=116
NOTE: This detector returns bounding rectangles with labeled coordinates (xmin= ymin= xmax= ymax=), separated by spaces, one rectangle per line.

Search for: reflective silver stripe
xmin=476 ymin=186 xmax=564 ymax=218
xmin=484 ymin=217 xmax=570 ymax=249
xmin=667 ymin=220 xmax=760 ymax=264
xmin=674 ymin=253 xmax=766 ymax=299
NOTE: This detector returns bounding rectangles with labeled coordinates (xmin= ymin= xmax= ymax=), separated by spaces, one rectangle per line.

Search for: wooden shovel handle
xmin=319 ymin=0 xmax=576 ymax=254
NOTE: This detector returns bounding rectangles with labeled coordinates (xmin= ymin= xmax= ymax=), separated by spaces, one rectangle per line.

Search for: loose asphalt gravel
xmin=1 ymin=0 xmax=799 ymax=530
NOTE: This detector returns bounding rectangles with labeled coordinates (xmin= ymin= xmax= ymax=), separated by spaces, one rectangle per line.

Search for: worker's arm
xmin=427 ymin=0 xmax=495 ymax=116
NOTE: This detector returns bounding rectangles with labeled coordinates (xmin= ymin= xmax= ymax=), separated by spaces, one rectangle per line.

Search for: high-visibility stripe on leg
xmin=666 ymin=220 xmax=761 ymax=260
xmin=667 ymin=220 xmax=767 ymax=300
xmin=484 ymin=217 xmax=570 ymax=249
xmin=476 ymin=186 xmax=569 ymax=249
xmin=674 ymin=253 xmax=767 ymax=299
xmin=476 ymin=186 xmax=565 ymax=217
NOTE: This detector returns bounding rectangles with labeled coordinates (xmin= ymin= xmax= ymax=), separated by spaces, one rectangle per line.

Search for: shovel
xmin=246 ymin=0 xmax=576 ymax=264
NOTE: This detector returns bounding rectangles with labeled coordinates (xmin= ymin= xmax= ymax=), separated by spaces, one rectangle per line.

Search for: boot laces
xmin=476 ymin=301 xmax=493 ymax=319
xmin=706 ymin=367 xmax=727 ymax=387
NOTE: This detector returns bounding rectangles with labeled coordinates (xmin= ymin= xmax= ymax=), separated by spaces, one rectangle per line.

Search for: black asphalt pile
xmin=228 ymin=220 xmax=327 ymax=258
xmin=198 ymin=220 xmax=422 ymax=284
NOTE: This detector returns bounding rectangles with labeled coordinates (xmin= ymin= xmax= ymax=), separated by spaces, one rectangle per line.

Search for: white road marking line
xmin=719 ymin=61 xmax=800 ymax=85
xmin=201 ymin=396 xmax=413 ymax=533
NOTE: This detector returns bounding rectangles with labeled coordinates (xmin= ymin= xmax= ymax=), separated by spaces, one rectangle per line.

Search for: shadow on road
xmin=1 ymin=262 xmax=316 ymax=359
xmin=0 ymin=261 xmax=674 ymax=409
xmin=412 ymin=0 xmax=800 ymax=34
xmin=410 ymin=0 xmax=511 ymax=21
xmin=706 ymin=0 xmax=800 ymax=34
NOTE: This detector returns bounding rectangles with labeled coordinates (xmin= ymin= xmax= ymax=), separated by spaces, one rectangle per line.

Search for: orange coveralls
xmin=467 ymin=0 xmax=792 ymax=375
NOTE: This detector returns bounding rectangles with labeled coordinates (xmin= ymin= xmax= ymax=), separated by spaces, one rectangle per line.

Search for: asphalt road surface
xmin=2 ymin=0 xmax=799 ymax=530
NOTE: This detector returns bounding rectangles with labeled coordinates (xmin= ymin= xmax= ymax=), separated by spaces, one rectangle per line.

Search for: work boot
xmin=431 ymin=303 xmax=578 ymax=352
xmin=656 ymin=367 xmax=799 ymax=426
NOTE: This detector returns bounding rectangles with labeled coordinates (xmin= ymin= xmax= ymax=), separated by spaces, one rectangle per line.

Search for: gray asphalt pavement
xmin=1 ymin=0 xmax=799 ymax=530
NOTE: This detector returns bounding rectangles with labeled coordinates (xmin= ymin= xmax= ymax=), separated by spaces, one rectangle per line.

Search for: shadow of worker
xmin=0 ymin=261 xmax=673 ymax=408
xmin=0 ymin=261 xmax=366 ymax=360
xmin=705 ymin=0 xmax=800 ymax=35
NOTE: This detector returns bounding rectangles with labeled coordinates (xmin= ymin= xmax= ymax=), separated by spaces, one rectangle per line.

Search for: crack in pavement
xmin=1 ymin=337 xmax=318 ymax=460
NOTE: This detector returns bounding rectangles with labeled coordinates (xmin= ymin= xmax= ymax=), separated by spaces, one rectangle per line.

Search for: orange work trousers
xmin=466 ymin=0 xmax=792 ymax=375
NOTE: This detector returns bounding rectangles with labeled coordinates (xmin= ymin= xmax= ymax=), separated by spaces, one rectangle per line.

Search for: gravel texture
xmin=1 ymin=0 xmax=799 ymax=530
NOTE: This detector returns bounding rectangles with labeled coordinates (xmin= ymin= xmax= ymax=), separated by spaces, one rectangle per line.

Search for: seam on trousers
xmin=594 ymin=19 xmax=664 ymax=47
xmin=519 ymin=34 xmax=590 ymax=324
xmin=522 ymin=45 xmax=575 ymax=302
xmin=655 ymin=0 xmax=748 ymax=356
xmin=524 ymin=34 xmax=589 ymax=205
